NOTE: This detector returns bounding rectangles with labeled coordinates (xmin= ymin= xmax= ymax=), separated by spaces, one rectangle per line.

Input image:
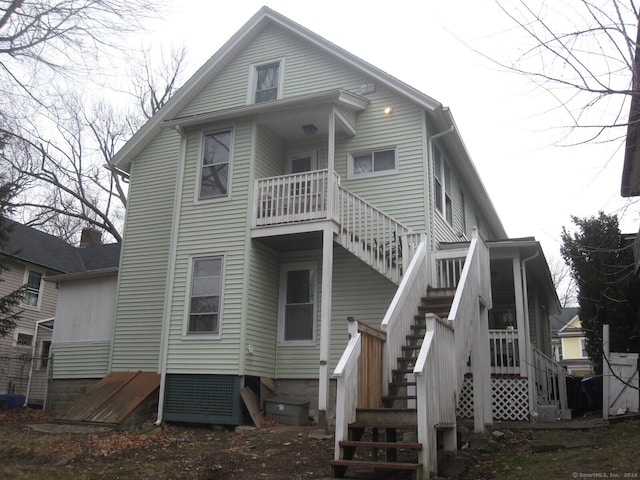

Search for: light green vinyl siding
xmin=336 ymin=87 xmax=428 ymax=231
xmin=111 ymin=129 xmax=181 ymax=372
xmin=164 ymin=120 xmax=253 ymax=374
xmin=52 ymin=342 xmax=110 ymax=379
xmin=244 ymin=241 xmax=279 ymax=377
xmin=275 ymin=247 xmax=396 ymax=379
xmin=178 ymin=24 xmax=371 ymax=118
xmin=329 ymin=247 xmax=396 ymax=370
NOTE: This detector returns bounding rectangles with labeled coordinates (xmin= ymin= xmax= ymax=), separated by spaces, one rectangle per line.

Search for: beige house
xmin=557 ymin=313 xmax=594 ymax=376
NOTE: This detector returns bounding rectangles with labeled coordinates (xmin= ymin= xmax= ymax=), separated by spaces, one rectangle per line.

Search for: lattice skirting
xmin=457 ymin=376 xmax=529 ymax=421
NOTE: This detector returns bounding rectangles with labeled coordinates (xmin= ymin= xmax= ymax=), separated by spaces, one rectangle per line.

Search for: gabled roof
xmin=551 ymin=307 xmax=579 ymax=337
xmin=110 ymin=6 xmax=506 ymax=239
xmin=0 ymin=218 xmax=120 ymax=275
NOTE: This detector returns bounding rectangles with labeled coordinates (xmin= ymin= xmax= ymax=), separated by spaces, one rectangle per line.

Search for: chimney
xmin=80 ymin=227 xmax=102 ymax=247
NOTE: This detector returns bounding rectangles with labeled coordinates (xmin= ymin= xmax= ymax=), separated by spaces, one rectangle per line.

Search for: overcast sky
xmin=143 ymin=1 xmax=637 ymax=267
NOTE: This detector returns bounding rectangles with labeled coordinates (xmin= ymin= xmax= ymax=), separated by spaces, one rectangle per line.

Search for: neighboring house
xmin=52 ymin=7 xmax=565 ymax=477
xmin=551 ymin=308 xmax=593 ymax=376
xmin=0 ymin=219 xmax=97 ymax=406
xmin=557 ymin=314 xmax=594 ymax=376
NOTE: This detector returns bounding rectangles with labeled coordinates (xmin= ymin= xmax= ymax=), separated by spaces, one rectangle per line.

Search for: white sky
xmin=142 ymin=1 xmax=638 ymax=267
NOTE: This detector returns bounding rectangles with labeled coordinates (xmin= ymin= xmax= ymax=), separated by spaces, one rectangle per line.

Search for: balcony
xmin=253 ymin=169 xmax=339 ymax=227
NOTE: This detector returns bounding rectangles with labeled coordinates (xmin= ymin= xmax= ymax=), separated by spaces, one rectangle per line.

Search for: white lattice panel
xmin=457 ymin=376 xmax=529 ymax=421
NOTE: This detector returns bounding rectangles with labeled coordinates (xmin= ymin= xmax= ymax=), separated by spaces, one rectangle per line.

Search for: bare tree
xmin=0 ymin=1 xmax=187 ymax=243
xmin=495 ymin=1 xmax=639 ymax=146
xmin=3 ymin=46 xmax=186 ymax=243
xmin=548 ymin=255 xmax=578 ymax=307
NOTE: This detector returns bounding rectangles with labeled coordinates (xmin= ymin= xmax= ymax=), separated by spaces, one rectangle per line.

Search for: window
xmin=348 ymin=147 xmax=397 ymax=179
xmin=15 ymin=331 xmax=33 ymax=348
xmin=279 ymin=265 xmax=315 ymax=344
xmin=580 ymin=338 xmax=588 ymax=358
xmin=249 ymin=60 xmax=284 ymax=104
xmin=22 ymin=270 xmax=43 ymax=308
xmin=188 ymin=256 xmax=223 ymax=335
xmin=40 ymin=340 xmax=51 ymax=370
xmin=199 ymin=130 xmax=232 ymax=200
xmin=434 ymin=148 xmax=453 ymax=224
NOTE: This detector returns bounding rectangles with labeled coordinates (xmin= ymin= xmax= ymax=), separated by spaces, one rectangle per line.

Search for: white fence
xmin=489 ymin=329 xmax=520 ymax=375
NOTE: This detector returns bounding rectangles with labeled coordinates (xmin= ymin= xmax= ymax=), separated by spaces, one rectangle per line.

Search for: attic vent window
xmin=249 ymin=59 xmax=285 ymax=104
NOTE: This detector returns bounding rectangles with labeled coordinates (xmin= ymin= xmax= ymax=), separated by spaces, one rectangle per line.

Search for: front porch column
xmin=318 ymin=227 xmax=334 ymax=429
xmin=513 ymin=256 xmax=536 ymax=416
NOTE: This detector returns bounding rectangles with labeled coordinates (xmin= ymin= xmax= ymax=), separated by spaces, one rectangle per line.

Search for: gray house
xmin=49 ymin=7 xmax=564 ymax=478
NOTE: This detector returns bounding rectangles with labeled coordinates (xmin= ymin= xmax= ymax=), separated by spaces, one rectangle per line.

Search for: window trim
xmin=14 ymin=330 xmax=34 ymax=348
xmin=197 ymin=128 xmax=234 ymax=203
xmin=247 ymin=58 xmax=285 ymax=105
xmin=278 ymin=262 xmax=317 ymax=346
xmin=347 ymin=146 xmax=399 ymax=180
xmin=433 ymin=147 xmax=453 ymax=225
xmin=21 ymin=269 xmax=44 ymax=310
xmin=183 ymin=253 xmax=225 ymax=339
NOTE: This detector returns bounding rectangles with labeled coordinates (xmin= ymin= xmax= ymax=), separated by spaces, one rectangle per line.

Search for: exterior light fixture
xmin=383 ymin=106 xmax=393 ymax=115
xmin=302 ymin=124 xmax=318 ymax=135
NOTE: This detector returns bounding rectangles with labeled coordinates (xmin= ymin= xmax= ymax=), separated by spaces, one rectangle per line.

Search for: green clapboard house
xmin=52 ymin=7 xmax=566 ymax=478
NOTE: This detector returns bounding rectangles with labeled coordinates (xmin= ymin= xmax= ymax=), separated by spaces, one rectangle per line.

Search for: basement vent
xmin=164 ymin=374 xmax=241 ymax=425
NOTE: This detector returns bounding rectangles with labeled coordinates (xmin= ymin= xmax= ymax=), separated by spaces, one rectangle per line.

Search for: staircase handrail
xmin=447 ymin=228 xmax=492 ymax=391
xmin=337 ymin=185 xmax=414 ymax=283
xmin=532 ymin=346 xmax=569 ymax=415
xmin=413 ymin=314 xmax=456 ymax=475
xmin=380 ymin=237 xmax=428 ymax=393
xmin=333 ymin=326 xmax=362 ymax=460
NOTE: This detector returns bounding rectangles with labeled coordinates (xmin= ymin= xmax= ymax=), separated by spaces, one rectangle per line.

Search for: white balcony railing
xmin=489 ymin=329 xmax=520 ymax=375
xmin=254 ymin=170 xmax=336 ymax=226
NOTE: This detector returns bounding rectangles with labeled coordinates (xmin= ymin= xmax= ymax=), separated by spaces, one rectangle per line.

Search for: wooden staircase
xmin=330 ymin=288 xmax=455 ymax=479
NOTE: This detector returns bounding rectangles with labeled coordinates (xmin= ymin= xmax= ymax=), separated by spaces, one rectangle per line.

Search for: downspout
xmin=521 ymin=251 xmax=539 ymax=418
xmin=155 ymin=125 xmax=187 ymax=426
xmin=426 ymin=122 xmax=455 ymax=279
xmin=25 ymin=318 xmax=54 ymax=407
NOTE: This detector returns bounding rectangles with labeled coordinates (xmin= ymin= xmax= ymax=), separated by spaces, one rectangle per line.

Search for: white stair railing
xmin=532 ymin=346 xmax=568 ymax=414
xmin=337 ymin=186 xmax=414 ymax=284
xmin=333 ymin=320 xmax=361 ymax=460
xmin=414 ymin=314 xmax=456 ymax=476
xmin=379 ymin=238 xmax=428 ymax=392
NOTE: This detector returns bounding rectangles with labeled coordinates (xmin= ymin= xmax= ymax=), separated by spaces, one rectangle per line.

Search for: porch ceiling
xmin=252 ymin=231 xmax=323 ymax=252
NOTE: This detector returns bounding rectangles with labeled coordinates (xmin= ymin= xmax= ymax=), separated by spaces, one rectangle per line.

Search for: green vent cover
xmin=164 ymin=374 xmax=241 ymax=425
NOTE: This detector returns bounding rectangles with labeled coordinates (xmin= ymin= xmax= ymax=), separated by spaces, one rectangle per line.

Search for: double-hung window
xmin=434 ymin=148 xmax=453 ymax=224
xmin=188 ymin=256 xmax=224 ymax=335
xmin=249 ymin=59 xmax=284 ymax=104
xmin=23 ymin=270 xmax=43 ymax=308
xmin=348 ymin=147 xmax=398 ymax=179
xmin=199 ymin=130 xmax=232 ymax=200
xmin=279 ymin=265 xmax=316 ymax=344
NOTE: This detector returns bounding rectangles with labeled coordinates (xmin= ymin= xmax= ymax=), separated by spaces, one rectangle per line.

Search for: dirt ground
xmin=1 ymin=408 xmax=640 ymax=479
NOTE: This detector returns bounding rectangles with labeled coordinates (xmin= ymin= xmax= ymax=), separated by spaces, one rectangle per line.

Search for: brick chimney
xmin=80 ymin=227 xmax=102 ymax=247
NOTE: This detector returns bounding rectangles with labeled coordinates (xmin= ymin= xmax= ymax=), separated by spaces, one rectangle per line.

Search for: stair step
xmin=349 ymin=422 xmax=417 ymax=430
xmin=390 ymin=381 xmax=416 ymax=387
xmin=338 ymin=440 xmax=422 ymax=450
xmin=401 ymin=345 xmax=421 ymax=352
xmin=330 ymin=459 xmax=421 ymax=471
xmin=382 ymin=395 xmax=417 ymax=403
xmin=356 ymin=408 xmax=416 ymax=424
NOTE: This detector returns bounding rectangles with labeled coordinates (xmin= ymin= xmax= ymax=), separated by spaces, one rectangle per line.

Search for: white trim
xmin=183 ymin=253 xmax=226 ymax=339
xmin=13 ymin=329 xmax=34 ymax=348
xmin=247 ymin=57 xmax=286 ymax=105
xmin=21 ymin=268 xmax=44 ymax=310
xmin=278 ymin=262 xmax=317 ymax=346
xmin=346 ymin=146 xmax=398 ymax=180
xmin=196 ymin=127 xmax=235 ymax=203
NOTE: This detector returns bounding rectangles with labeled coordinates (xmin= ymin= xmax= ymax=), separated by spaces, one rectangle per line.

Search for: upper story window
xmin=187 ymin=255 xmax=224 ymax=335
xmin=249 ymin=59 xmax=284 ymax=104
xmin=14 ymin=330 xmax=33 ymax=348
xmin=347 ymin=147 xmax=398 ymax=179
xmin=434 ymin=148 xmax=453 ymax=224
xmin=22 ymin=270 xmax=43 ymax=308
xmin=199 ymin=129 xmax=232 ymax=200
